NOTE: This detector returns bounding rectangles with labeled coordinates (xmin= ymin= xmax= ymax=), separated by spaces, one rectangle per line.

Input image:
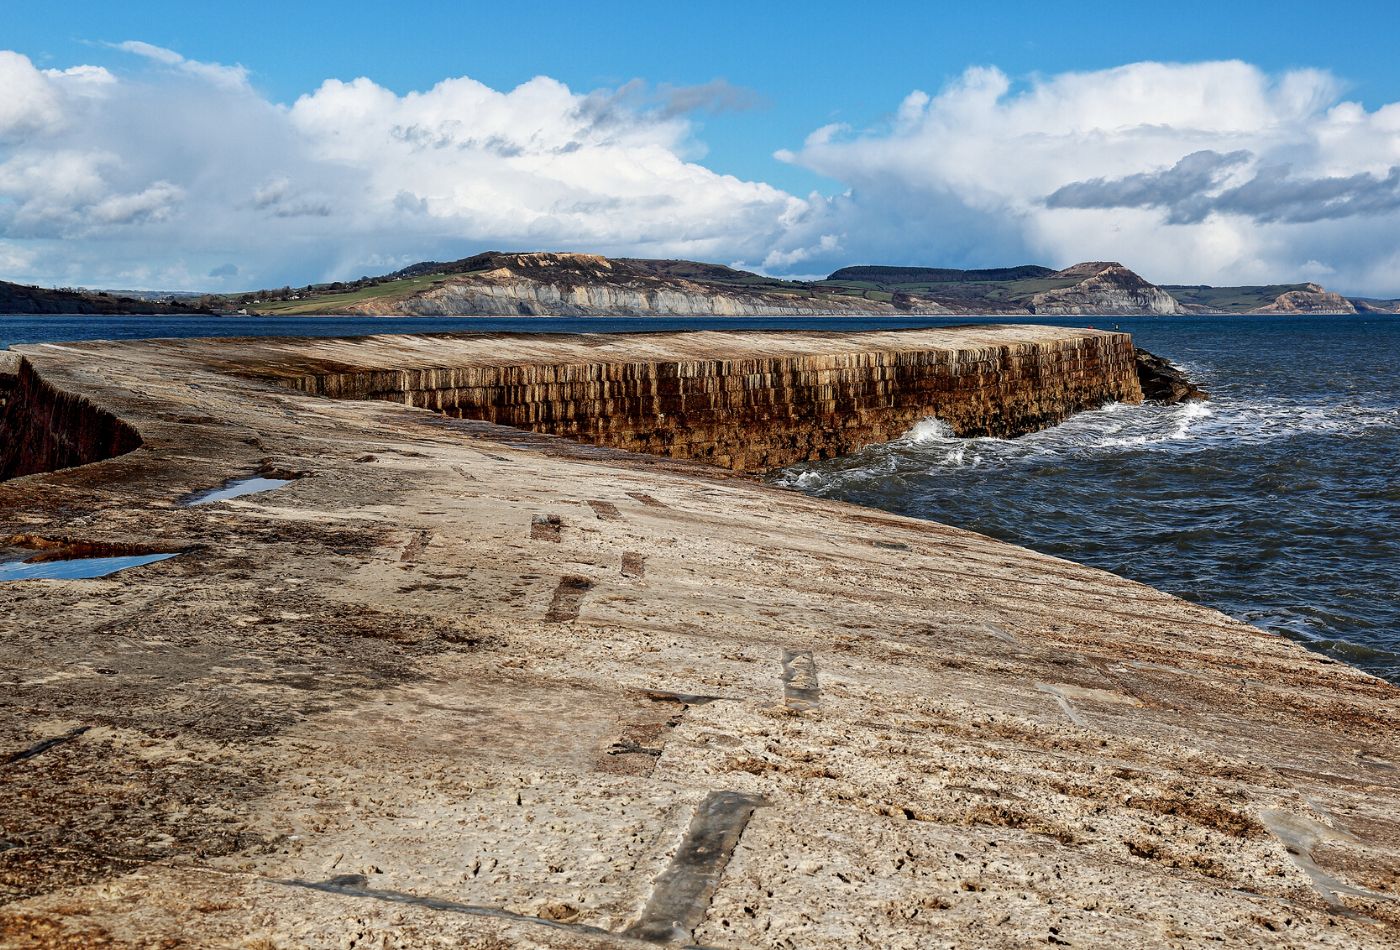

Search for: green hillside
xmin=1161 ymin=284 xmax=1313 ymax=313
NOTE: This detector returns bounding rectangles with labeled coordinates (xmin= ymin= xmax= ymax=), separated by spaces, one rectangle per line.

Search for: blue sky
xmin=11 ymin=0 xmax=1400 ymax=193
xmin=4 ymin=0 xmax=1400 ymax=291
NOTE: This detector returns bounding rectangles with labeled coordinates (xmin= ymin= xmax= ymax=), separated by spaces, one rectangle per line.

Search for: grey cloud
xmin=270 ymin=202 xmax=331 ymax=218
xmin=390 ymin=124 xmax=529 ymax=157
xmin=1213 ymin=164 xmax=1400 ymax=223
xmin=251 ymin=179 xmax=290 ymax=209
xmin=476 ymin=135 xmax=525 ymax=158
xmin=251 ymin=179 xmax=333 ymax=218
xmin=391 ymin=122 xmax=461 ymax=150
xmin=208 ymin=262 xmax=237 ymax=277
xmin=574 ymin=79 xmax=647 ymax=130
xmin=393 ymin=191 xmax=428 ymax=214
xmin=575 ymin=78 xmax=763 ymax=130
xmin=1047 ymin=150 xmax=1400 ymax=224
xmin=656 ymin=79 xmax=764 ymax=118
xmin=1046 ymin=150 xmax=1250 ymax=223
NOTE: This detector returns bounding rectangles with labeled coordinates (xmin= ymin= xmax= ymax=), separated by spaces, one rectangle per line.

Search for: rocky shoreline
xmin=1135 ymin=347 xmax=1209 ymax=403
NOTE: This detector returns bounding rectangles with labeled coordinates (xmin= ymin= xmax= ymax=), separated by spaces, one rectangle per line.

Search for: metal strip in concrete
xmin=781 ymin=649 xmax=820 ymax=710
xmin=623 ymin=790 xmax=767 ymax=944
xmin=5 ymin=726 xmax=90 ymax=766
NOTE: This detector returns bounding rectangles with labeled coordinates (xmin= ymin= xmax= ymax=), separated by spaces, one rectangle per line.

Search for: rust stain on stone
xmin=544 ymin=575 xmax=593 ymax=622
xmin=529 ymin=514 xmax=562 ymax=542
xmin=398 ymin=529 xmax=432 ymax=563
xmin=588 ymin=500 xmax=622 ymax=521
xmin=621 ymin=552 xmax=646 ymax=578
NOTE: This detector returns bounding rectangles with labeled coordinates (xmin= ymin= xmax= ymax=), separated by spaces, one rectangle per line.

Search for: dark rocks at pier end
xmin=1135 ymin=347 xmax=1208 ymax=404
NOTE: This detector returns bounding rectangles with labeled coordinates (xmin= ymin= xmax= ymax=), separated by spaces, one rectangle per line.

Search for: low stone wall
xmin=0 ymin=357 xmax=142 ymax=480
xmin=282 ymin=330 xmax=1143 ymax=471
xmin=0 ymin=352 xmax=17 ymax=418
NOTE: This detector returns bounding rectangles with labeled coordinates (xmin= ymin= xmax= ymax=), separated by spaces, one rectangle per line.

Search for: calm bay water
xmin=3 ymin=312 xmax=1397 ymax=683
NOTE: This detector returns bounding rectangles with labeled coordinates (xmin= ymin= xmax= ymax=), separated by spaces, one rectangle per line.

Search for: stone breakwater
xmin=0 ymin=327 xmax=1397 ymax=948
xmin=256 ymin=326 xmax=1143 ymax=472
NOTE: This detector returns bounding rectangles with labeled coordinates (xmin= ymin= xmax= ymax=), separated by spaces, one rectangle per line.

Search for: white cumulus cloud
xmin=0 ymin=47 xmax=807 ymax=289
xmin=3 ymin=49 xmax=1400 ymax=294
xmin=779 ymin=61 xmax=1400 ymax=294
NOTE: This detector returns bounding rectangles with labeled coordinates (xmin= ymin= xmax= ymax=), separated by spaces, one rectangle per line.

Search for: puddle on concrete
xmin=184 ymin=476 xmax=291 ymax=506
xmin=0 ymin=553 xmax=178 ymax=581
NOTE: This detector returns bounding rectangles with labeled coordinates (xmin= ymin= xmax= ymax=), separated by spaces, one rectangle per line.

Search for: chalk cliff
xmin=1030 ymin=263 xmax=1184 ymax=315
xmin=217 ymin=251 xmax=1396 ymax=317
xmin=340 ymin=253 xmax=953 ymax=317
xmin=1250 ymin=283 xmax=1358 ymax=314
xmin=252 ymin=252 xmax=1190 ymax=317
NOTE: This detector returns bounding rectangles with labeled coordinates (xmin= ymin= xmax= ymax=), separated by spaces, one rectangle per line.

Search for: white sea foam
xmin=778 ymin=393 xmax=1399 ymax=497
xmin=903 ymin=418 xmax=956 ymax=444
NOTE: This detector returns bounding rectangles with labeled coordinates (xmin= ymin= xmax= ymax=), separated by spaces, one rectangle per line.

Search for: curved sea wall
xmin=275 ymin=328 xmax=1143 ymax=471
xmin=3 ymin=328 xmax=1397 ymax=947
xmin=0 ymin=355 xmax=141 ymax=480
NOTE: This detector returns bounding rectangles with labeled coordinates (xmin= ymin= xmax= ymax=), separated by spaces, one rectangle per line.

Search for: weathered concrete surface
xmin=0 ymin=328 xmax=1397 ymax=949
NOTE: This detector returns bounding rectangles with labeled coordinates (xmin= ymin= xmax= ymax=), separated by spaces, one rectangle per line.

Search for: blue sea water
xmin=3 ymin=312 xmax=1397 ymax=683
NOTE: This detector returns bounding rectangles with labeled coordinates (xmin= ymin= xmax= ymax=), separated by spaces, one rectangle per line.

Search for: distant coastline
xmin=5 ymin=251 xmax=1398 ymax=318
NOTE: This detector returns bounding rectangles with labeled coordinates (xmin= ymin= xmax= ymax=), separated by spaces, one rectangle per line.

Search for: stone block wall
xmin=290 ymin=333 xmax=1142 ymax=471
xmin=0 ymin=358 xmax=142 ymax=481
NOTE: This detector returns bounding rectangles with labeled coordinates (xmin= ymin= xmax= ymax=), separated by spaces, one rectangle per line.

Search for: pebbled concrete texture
xmin=0 ymin=328 xmax=1397 ymax=948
